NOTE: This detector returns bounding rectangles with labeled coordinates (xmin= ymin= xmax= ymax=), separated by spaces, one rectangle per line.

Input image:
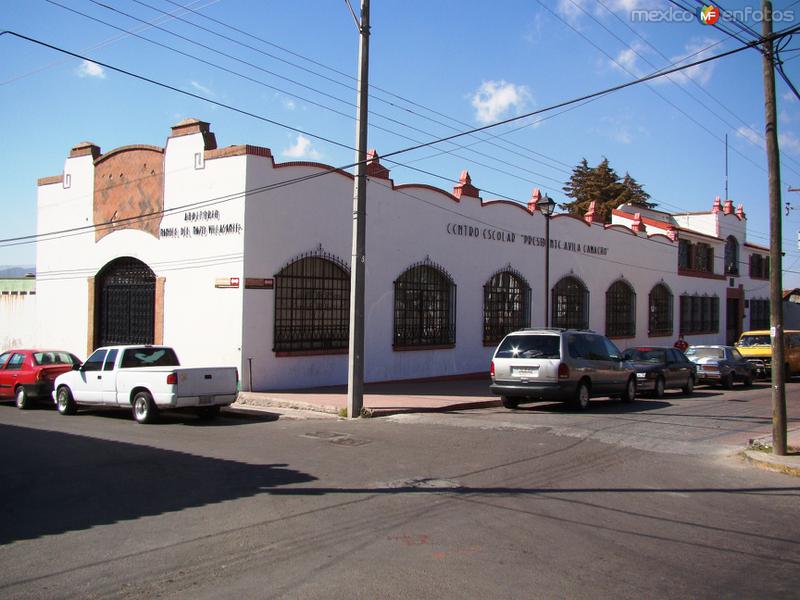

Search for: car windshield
xmin=738 ymin=335 xmax=770 ymax=347
xmin=120 ymin=347 xmax=180 ymax=368
xmin=623 ymin=349 xmax=666 ymax=363
xmin=495 ymin=335 xmax=560 ymax=359
xmin=33 ymin=351 xmax=76 ymax=366
xmin=686 ymin=347 xmax=725 ymax=359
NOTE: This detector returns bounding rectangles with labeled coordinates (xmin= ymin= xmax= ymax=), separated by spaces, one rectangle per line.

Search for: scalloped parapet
xmin=723 ymin=199 xmax=734 ymax=214
xmin=366 ymin=149 xmax=390 ymax=179
xmin=527 ymin=188 xmax=542 ymax=212
xmin=453 ymin=170 xmax=480 ymax=200
xmin=631 ymin=212 xmax=644 ymax=234
xmin=69 ymin=141 xmax=101 ymax=160
xmin=585 ymin=200 xmax=597 ymax=224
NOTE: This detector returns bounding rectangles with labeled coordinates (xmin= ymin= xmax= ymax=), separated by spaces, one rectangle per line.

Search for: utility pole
xmin=761 ymin=0 xmax=787 ymax=455
xmin=347 ymin=0 xmax=370 ymax=418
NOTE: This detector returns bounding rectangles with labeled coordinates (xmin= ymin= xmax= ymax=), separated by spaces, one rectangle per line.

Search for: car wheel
xmin=722 ymin=373 xmax=734 ymax=389
xmin=653 ymin=376 xmax=665 ymax=399
xmin=682 ymin=375 xmax=695 ymax=395
xmin=132 ymin=391 xmax=158 ymax=424
xmin=56 ymin=386 xmax=76 ymax=415
xmin=620 ymin=377 xmax=636 ymax=403
xmin=571 ymin=381 xmax=591 ymax=410
xmin=15 ymin=386 xmax=31 ymax=410
xmin=196 ymin=405 xmax=221 ymax=420
xmin=501 ymin=396 xmax=520 ymax=409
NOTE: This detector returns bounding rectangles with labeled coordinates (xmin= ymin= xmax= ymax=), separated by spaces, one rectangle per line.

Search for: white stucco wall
xmin=34 ymin=121 xmax=772 ymax=390
xmin=0 ymin=294 xmax=37 ymax=349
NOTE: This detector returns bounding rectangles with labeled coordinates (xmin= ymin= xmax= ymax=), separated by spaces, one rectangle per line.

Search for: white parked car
xmin=53 ymin=345 xmax=238 ymax=423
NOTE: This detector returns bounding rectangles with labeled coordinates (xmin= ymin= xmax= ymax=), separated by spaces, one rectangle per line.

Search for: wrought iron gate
xmin=96 ymin=257 xmax=155 ymax=347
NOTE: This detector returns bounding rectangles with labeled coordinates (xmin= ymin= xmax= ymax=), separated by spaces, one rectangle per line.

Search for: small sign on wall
xmin=215 ymin=277 xmax=240 ymax=288
xmin=245 ymin=278 xmax=274 ymax=289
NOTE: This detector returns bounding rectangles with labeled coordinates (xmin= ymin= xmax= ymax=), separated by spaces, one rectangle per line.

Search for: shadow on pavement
xmin=0 ymin=424 xmax=316 ymax=545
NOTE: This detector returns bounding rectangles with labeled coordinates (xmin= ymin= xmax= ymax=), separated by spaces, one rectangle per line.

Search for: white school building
xmin=31 ymin=118 xmax=771 ymax=390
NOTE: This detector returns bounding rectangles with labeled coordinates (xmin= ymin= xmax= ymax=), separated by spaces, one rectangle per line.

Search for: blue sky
xmin=2 ymin=0 xmax=800 ymax=288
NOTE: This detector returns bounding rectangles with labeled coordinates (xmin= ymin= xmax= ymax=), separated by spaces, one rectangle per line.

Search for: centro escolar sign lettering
xmin=445 ymin=222 xmax=609 ymax=256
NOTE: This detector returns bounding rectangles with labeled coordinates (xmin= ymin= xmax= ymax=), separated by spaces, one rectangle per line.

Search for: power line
xmin=542 ymin=0 xmax=796 ymax=179
xmin=595 ymin=0 xmax=800 ymax=174
xmin=2 ymin=28 xmax=798 ymax=252
xmin=47 ymin=1 xmax=568 ymax=192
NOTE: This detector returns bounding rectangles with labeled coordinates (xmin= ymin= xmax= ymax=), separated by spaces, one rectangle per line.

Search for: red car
xmin=0 ymin=349 xmax=82 ymax=409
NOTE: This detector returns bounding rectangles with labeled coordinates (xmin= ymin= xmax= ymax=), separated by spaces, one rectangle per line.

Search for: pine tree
xmin=561 ymin=158 xmax=656 ymax=223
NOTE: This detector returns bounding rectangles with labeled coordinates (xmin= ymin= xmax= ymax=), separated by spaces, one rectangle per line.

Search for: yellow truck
xmin=735 ymin=330 xmax=800 ymax=379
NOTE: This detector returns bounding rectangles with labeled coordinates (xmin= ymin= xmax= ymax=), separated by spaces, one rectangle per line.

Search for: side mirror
xmin=71 ymin=362 xmax=81 ymax=371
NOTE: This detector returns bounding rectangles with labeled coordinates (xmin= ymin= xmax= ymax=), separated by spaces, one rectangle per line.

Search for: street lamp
xmin=538 ymin=194 xmax=557 ymax=327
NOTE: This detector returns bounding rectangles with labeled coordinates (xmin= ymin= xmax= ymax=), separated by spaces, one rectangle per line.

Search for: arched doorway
xmin=95 ymin=257 xmax=156 ymax=347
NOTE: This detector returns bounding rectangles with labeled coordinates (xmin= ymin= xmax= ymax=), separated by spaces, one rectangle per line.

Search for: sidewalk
xmin=229 ymin=377 xmax=799 ymax=476
xmin=233 ymin=376 xmax=500 ymax=417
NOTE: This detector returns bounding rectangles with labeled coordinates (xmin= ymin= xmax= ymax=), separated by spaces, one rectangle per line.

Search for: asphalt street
xmin=0 ymin=390 xmax=798 ymax=599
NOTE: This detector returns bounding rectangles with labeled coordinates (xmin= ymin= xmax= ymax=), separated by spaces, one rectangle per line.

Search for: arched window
xmin=606 ymin=280 xmax=636 ymax=338
xmin=95 ymin=257 xmax=155 ymax=347
xmin=273 ymin=252 xmax=350 ymax=353
xmin=394 ymin=259 xmax=456 ymax=348
xmin=551 ymin=276 xmax=589 ymax=330
xmin=648 ymin=283 xmax=673 ymax=337
xmin=725 ymin=235 xmax=739 ymax=276
xmin=483 ymin=269 xmax=531 ymax=344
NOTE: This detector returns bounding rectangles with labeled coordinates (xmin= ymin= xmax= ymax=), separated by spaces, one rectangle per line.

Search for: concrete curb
xmin=742 ymin=450 xmax=800 ymax=477
xmin=362 ymin=399 xmax=502 ymax=418
xmin=234 ymin=396 xmax=340 ymax=415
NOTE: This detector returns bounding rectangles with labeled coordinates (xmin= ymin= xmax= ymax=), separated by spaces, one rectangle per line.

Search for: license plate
xmin=199 ymin=395 xmax=213 ymax=405
xmin=512 ymin=366 xmax=538 ymax=377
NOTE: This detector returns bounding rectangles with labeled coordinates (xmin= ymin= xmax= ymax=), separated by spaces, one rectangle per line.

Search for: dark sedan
xmin=685 ymin=345 xmax=755 ymax=388
xmin=622 ymin=346 xmax=696 ymax=397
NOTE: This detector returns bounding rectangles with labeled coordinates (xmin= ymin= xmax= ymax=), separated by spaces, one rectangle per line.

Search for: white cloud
xmin=736 ymin=125 xmax=764 ymax=149
xmin=282 ymin=134 xmax=321 ymax=160
xmin=591 ymin=115 xmax=647 ymax=145
xmin=610 ymin=41 xmax=648 ymax=76
xmin=780 ymin=131 xmax=800 ymax=154
xmin=190 ymin=80 xmax=213 ymax=96
xmin=556 ymin=0 xmax=649 ymax=25
xmin=282 ymin=98 xmax=296 ymax=111
xmin=470 ymin=80 xmax=532 ymax=125
xmin=783 ymin=91 xmax=798 ymax=103
xmin=658 ymin=38 xmax=717 ymax=87
xmin=76 ymin=60 xmax=105 ymax=79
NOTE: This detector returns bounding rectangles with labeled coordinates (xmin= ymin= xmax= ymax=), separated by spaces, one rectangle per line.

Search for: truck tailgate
xmin=175 ymin=367 xmax=238 ymax=398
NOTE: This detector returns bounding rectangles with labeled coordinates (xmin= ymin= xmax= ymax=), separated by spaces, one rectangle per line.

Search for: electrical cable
xmin=1 ymin=27 xmax=798 ymax=261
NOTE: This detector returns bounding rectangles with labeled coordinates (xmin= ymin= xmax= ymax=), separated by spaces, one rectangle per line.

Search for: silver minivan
xmin=489 ymin=329 xmax=636 ymax=410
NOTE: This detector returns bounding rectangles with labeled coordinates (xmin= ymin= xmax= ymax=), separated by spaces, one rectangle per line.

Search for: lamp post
xmin=538 ymin=195 xmax=556 ymax=327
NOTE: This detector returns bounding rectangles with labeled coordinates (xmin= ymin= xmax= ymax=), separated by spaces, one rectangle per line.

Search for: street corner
xmin=741 ymin=438 xmax=800 ymax=477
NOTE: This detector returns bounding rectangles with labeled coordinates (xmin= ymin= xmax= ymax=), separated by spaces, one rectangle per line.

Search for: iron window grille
xmin=95 ymin=256 xmax=156 ymax=347
xmin=483 ymin=269 xmax=531 ymax=344
xmin=605 ymin=279 xmax=636 ymax=338
xmin=724 ymin=236 xmax=739 ymax=276
xmin=679 ymin=294 xmax=720 ymax=334
xmin=678 ymin=239 xmax=715 ymax=273
xmin=648 ymin=283 xmax=673 ymax=337
xmin=394 ymin=259 xmax=456 ymax=348
xmin=273 ymin=252 xmax=350 ymax=353
xmin=750 ymin=299 xmax=770 ymax=329
xmin=551 ymin=276 xmax=589 ymax=330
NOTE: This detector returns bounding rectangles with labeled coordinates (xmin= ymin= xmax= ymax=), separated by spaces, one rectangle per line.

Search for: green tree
xmin=562 ymin=158 xmax=655 ymax=222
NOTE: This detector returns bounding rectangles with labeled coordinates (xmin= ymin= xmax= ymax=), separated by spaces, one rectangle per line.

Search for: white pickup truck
xmin=52 ymin=345 xmax=238 ymax=424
